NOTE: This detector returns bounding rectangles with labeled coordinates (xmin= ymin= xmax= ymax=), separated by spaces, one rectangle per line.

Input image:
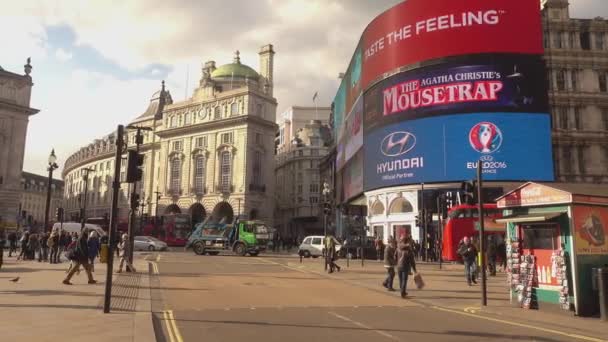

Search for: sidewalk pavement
xmin=0 ymin=254 xmax=154 ymax=342
xmin=284 ymin=257 xmax=608 ymax=341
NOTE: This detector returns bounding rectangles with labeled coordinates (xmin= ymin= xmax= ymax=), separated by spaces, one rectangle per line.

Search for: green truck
xmin=186 ymin=219 xmax=270 ymax=256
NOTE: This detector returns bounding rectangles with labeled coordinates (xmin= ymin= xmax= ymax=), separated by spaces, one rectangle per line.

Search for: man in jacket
xmin=39 ymin=232 xmax=49 ymax=262
xmin=63 ymin=231 xmax=96 ymax=285
xmin=7 ymin=231 xmax=17 ymax=257
xmin=48 ymin=229 xmax=60 ymax=264
xmin=458 ymin=236 xmax=478 ymax=285
xmin=396 ymin=233 xmax=417 ymax=298
xmin=382 ymin=236 xmax=397 ymax=291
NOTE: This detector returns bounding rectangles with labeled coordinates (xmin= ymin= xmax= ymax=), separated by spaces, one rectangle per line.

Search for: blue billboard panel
xmin=364 ymin=113 xmax=554 ymax=191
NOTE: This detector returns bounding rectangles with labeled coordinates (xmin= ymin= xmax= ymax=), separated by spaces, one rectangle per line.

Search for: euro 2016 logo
xmin=469 ymin=122 xmax=503 ymax=154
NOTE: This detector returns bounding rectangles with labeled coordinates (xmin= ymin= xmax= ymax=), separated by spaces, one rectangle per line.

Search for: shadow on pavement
xmin=160 ymin=316 xmax=564 ymax=342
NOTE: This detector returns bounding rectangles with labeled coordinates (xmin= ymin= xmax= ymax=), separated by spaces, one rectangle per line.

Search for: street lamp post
xmin=80 ymin=167 xmax=95 ymax=231
xmin=44 ymin=149 xmax=59 ymax=232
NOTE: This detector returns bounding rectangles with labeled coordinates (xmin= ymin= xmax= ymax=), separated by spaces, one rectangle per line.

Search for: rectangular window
xmin=573 ymin=106 xmax=581 ymax=130
xmin=220 ymin=151 xmax=231 ymax=191
xmin=297 ymin=173 xmax=303 ymax=182
xmin=571 ymin=70 xmax=578 ymax=91
xmin=543 ymin=30 xmax=549 ymax=48
xmin=603 ymin=109 xmax=608 ymax=130
xmin=311 ymin=149 xmax=319 ymax=156
xmin=170 ymin=158 xmax=181 ymax=192
xmin=255 ymin=133 xmax=262 ymax=145
xmin=184 ymin=113 xmax=191 ymax=125
xmin=253 ymin=151 xmax=262 ymax=185
xmin=569 ymin=32 xmax=576 ymax=49
xmin=170 ymin=116 xmax=176 ymax=127
xmin=231 ymin=102 xmax=238 ymax=116
xmin=556 ymin=69 xmax=566 ymax=91
xmin=599 ymin=71 xmax=607 ymax=92
xmin=195 ymin=136 xmax=207 ymax=148
xmin=562 ymin=147 xmax=572 ymax=174
xmin=522 ymin=225 xmax=559 ymax=250
xmin=552 ymin=144 xmax=560 ymax=177
xmin=581 ymin=31 xmax=591 ymax=50
xmin=194 ymin=156 xmax=205 ymax=194
xmin=310 ymin=183 xmax=319 ymax=193
xmin=297 ymin=184 xmax=303 ymax=194
xmin=172 ymin=141 xmax=183 ymax=151
xmin=214 ymin=107 xmax=221 ymax=120
xmin=547 ymin=68 xmax=553 ymax=90
xmin=221 ymin=132 xmax=234 ymax=144
xmin=309 ymin=197 xmax=318 ymax=204
xmin=298 ymin=150 xmax=303 ymax=157
xmin=577 ymin=146 xmax=586 ymax=175
xmin=596 ymin=32 xmax=604 ymax=50
xmin=559 ymin=107 xmax=568 ymax=129
xmin=553 ymin=31 xmax=562 ymax=48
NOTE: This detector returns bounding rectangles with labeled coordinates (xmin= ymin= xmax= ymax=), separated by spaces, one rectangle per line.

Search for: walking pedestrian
xmin=375 ymin=236 xmax=384 ymax=261
xmin=117 ymin=233 xmax=136 ymax=273
xmin=39 ymin=232 xmax=49 ymax=262
xmin=63 ymin=230 xmax=96 ymax=285
xmin=87 ymin=231 xmax=100 ymax=272
xmin=29 ymin=233 xmax=40 ymax=261
xmin=396 ymin=233 xmax=417 ymax=298
xmin=17 ymin=232 xmax=29 ymax=260
xmin=458 ymin=236 xmax=478 ymax=286
xmin=487 ymin=234 xmax=497 ymax=276
xmin=325 ymin=235 xmax=341 ymax=273
xmin=382 ymin=236 xmax=397 ymax=291
xmin=48 ymin=228 xmax=60 ymax=264
xmin=8 ymin=231 xmax=17 ymax=257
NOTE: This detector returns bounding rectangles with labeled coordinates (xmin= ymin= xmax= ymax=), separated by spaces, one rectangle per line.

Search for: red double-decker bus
xmin=142 ymin=214 xmax=192 ymax=246
xmin=441 ymin=203 xmax=504 ymax=261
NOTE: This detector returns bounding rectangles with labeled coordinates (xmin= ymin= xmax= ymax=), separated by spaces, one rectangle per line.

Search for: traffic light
xmin=125 ymin=150 xmax=144 ymax=183
xmin=426 ymin=210 xmax=433 ymax=225
xmin=55 ymin=207 xmax=64 ymax=222
xmin=415 ymin=211 xmax=422 ymax=227
xmin=130 ymin=193 xmax=140 ymax=210
xmin=323 ymin=202 xmax=332 ymax=216
xmin=461 ymin=180 xmax=477 ymax=205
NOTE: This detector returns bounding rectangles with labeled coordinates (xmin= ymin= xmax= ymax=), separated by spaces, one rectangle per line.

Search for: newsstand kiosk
xmin=495 ymin=182 xmax=608 ymax=316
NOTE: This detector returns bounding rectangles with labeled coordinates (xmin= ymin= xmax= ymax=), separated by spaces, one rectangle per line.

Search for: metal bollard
xmin=598 ymin=268 xmax=608 ymax=321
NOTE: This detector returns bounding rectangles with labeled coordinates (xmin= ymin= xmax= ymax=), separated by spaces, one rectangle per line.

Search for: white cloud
xmin=55 ymin=48 xmax=72 ymax=61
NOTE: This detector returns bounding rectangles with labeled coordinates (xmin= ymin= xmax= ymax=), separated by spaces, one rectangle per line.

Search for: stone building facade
xmin=62 ymin=46 xmax=278 ymax=227
xmin=275 ymin=108 xmax=331 ymax=239
xmin=19 ymin=172 xmax=63 ymax=229
xmin=543 ymin=0 xmax=608 ymax=184
xmin=0 ymin=59 xmax=38 ymax=229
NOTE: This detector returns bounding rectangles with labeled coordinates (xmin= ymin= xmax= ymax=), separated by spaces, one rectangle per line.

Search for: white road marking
xmin=329 ymin=311 xmax=400 ymax=341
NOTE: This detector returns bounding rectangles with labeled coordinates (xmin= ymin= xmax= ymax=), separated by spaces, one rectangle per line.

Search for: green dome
xmin=210 ymin=50 xmax=259 ymax=79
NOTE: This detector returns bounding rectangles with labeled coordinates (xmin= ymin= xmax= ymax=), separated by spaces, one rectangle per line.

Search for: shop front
xmin=496 ymin=182 xmax=608 ymax=316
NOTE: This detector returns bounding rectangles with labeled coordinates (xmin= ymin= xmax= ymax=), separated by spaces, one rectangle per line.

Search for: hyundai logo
xmin=380 ymin=131 xmax=416 ymax=157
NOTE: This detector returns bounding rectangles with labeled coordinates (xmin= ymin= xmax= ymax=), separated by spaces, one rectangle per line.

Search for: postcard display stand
xmin=507 ymin=241 xmax=537 ymax=309
xmin=551 ymin=250 xmax=570 ymax=311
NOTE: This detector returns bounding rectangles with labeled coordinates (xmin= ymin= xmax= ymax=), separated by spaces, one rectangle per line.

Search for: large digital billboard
xmin=364 ymin=113 xmax=554 ymax=191
xmin=364 ymin=56 xmax=549 ymax=132
xmin=361 ymin=0 xmax=543 ymax=88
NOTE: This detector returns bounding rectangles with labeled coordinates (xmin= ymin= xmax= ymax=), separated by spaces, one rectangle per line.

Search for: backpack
xmin=47 ymin=236 xmax=55 ymax=248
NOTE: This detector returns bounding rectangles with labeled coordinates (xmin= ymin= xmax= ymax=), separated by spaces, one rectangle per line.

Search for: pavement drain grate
xmin=97 ymin=272 xmax=142 ymax=312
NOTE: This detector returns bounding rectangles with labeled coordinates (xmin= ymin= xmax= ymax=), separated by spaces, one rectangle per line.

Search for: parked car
xmin=134 ymin=236 xmax=168 ymax=251
xmin=51 ymin=222 xmax=106 ymax=237
xmin=298 ymin=235 xmax=342 ymax=258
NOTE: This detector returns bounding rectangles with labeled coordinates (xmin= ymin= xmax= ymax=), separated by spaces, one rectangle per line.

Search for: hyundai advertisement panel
xmin=363 ymin=113 xmax=554 ymax=191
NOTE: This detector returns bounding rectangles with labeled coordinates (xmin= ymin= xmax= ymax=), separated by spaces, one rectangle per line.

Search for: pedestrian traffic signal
xmin=125 ymin=150 xmax=144 ymax=183
xmin=130 ymin=193 xmax=140 ymax=210
xmin=55 ymin=207 xmax=64 ymax=222
xmin=461 ymin=180 xmax=477 ymax=205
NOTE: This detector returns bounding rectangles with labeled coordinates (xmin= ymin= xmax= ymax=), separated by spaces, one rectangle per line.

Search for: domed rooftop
xmin=211 ymin=51 xmax=259 ymax=80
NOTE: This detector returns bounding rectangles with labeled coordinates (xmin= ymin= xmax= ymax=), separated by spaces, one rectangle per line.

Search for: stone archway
xmin=211 ymin=201 xmax=234 ymax=224
xmin=189 ymin=203 xmax=206 ymax=226
xmin=249 ymin=208 xmax=259 ymax=220
xmin=164 ymin=204 xmax=182 ymax=215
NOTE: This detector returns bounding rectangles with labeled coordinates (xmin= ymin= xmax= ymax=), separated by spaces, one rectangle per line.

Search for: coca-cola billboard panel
xmin=364 ymin=56 xmax=549 ymax=132
xmin=361 ymin=0 xmax=543 ymax=88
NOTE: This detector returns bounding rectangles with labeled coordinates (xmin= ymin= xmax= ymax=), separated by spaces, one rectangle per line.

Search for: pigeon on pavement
xmin=9 ymin=277 xmax=20 ymax=283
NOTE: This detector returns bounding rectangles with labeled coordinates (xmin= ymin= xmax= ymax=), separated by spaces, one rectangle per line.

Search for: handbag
xmin=414 ymin=272 xmax=425 ymax=289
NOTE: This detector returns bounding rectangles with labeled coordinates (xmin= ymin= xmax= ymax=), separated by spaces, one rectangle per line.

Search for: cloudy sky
xmin=1 ymin=0 xmax=607 ymax=177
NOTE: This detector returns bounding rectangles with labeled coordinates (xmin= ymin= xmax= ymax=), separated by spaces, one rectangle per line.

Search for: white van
xmin=298 ymin=235 xmax=342 ymax=258
xmin=51 ymin=222 xmax=106 ymax=237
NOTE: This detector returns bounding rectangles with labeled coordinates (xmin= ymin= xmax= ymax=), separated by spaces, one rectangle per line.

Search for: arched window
xmin=214 ymin=106 xmax=221 ymax=120
xmin=389 ymin=197 xmax=413 ymax=214
xmin=230 ymin=102 xmax=238 ymax=116
xmin=194 ymin=155 xmax=206 ymax=194
xmin=371 ymin=201 xmax=385 ymax=216
xmin=170 ymin=158 xmax=181 ymax=193
xmin=220 ymin=151 xmax=232 ymax=192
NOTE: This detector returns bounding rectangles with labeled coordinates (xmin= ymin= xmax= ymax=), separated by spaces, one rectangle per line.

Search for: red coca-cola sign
xmin=360 ymin=0 xmax=543 ymax=89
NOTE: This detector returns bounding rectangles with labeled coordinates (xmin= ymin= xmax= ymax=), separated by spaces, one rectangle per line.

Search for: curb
xmin=134 ymin=260 xmax=156 ymax=342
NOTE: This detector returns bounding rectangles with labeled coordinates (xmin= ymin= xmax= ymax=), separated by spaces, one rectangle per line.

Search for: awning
xmin=495 ymin=213 xmax=564 ymax=224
